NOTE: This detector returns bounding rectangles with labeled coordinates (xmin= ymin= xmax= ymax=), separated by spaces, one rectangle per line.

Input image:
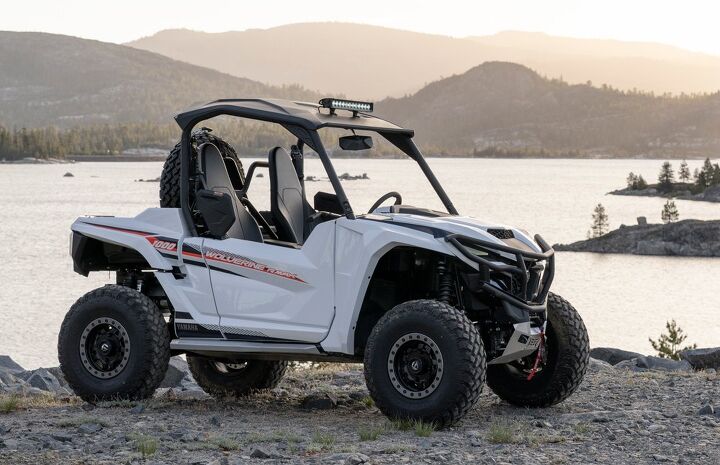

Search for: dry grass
xmin=487 ymin=420 xmax=521 ymax=444
xmin=1 ymin=393 xmax=75 ymax=413
xmin=358 ymin=424 xmax=384 ymax=441
xmin=207 ymin=435 xmax=241 ymax=451
xmin=0 ymin=395 xmax=19 ymax=413
xmin=309 ymin=431 xmax=336 ymax=451
xmin=56 ymin=415 xmax=109 ymax=428
xmin=128 ymin=433 xmax=158 ymax=458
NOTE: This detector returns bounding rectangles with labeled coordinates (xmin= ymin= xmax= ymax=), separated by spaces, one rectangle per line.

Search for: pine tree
xmin=678 ymin=160 xmax=691 ymax=182
xmin=626 ymin=172 xmax=638 ymax=189
xmin=636 ymin=175 xmax=648 ymax=190
xmin=589 ymin=203 xmax=609 ymax=238
xmin=713 ymin=163 xmax=720 ymax=186
xmin=649 ymin=320 xmax=696 ymax=360
xmin=657 ymin=161 xmax=675 ymax=193
xmin=661 ymin=200 xmax=679 ymax=223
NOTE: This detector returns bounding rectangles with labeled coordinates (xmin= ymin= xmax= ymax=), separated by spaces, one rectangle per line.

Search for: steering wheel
xmin=368 ymin=191 xmax=403 ymax=213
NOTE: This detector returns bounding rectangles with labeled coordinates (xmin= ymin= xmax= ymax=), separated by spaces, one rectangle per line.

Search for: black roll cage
xmin=175 ymin=98 xmax=458 ymax=236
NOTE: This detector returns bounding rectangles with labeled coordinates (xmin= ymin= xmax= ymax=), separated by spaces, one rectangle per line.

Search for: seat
xmin=198 ymin=143 xmax=263 ymax=242
xmin=269 ymin=147 xmax=309 ymax=244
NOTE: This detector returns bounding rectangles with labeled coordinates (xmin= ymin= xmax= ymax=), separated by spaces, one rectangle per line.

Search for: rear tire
xmin=364 ymin=300 xmax=486 ymax=428
xmin=159 ymin=128 xmax=244 ymax=208
xmin=58 ymin=285 xmax=171 ymax=401
xmin=486 ymin=292 xmax=589 ymax=407
xmin=187 ymin=356 xmax=287 ymax=398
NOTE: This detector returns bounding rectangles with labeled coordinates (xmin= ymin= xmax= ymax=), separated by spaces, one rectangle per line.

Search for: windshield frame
xmin=178 ymin=108 xmax=458 ymax=236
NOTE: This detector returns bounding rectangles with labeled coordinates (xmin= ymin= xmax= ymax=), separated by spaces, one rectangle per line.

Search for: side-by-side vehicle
xmin=59 ymin=97 xmax=589 ymax=427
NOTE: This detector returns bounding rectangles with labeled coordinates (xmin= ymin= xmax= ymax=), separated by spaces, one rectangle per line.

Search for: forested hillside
xmin=380 ymin=62 xmax=720 ymax=157
xmin=0 ymin=32 xmax=318 ymax=128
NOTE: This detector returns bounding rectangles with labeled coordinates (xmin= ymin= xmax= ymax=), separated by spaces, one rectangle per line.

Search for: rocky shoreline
xmin=554 ymin=219 xmax=720 ymax=257
xmin=1 ymin=348 xmax=719 ymax=464
xmin=608 ymin=185 xmax=720 ymax=203
xmin=0 ymin=157 xmax=74 ymax=165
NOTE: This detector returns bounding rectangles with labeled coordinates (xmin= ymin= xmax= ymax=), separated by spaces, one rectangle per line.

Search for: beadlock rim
xmin=79 ymin=317 xmax=131 ymax=379
xmin=387 ymin=332 xmax=444 ymax=399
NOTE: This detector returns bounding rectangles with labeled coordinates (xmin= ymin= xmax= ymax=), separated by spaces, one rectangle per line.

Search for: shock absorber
xmin=437 ymin=258 xmax=453 ymax=304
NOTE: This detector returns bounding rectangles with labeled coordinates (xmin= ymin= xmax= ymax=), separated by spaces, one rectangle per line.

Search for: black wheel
xmin=159 ymin=128 xmax=244 ymax=208
xmin=486 ymin=292 xmax=589 ymax=407
xmin=58 ymin=285 xmax=171 ymax=401
xmin=364 ymin=300 xmax=486 ymax=428
xmin=187 ymin=355 xmax=287 ymax=398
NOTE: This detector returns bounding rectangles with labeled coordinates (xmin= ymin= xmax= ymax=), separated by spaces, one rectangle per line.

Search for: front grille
xmin=487 ymin=228 xmax=514 ymax=239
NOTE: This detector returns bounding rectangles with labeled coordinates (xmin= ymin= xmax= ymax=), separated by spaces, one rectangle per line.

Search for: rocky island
xmin=1 ymin=348 xmax=719 ymax=465
xmin=554 ymin=219 xmax=720 ymax=257
xmin=609 ymin=159 xmax=720 ymax=203
xmin=610 ymin=184 xmax=720 ymax=203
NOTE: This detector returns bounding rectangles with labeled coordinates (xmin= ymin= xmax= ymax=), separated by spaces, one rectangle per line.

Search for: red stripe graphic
xmin=203 ymin=247 xmax=306 ymax=283
xmin=93 ymin=224 xmax=178 ymax=254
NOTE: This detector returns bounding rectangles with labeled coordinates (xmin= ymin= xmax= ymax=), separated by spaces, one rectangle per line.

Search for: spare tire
xmin=159 ymin=128 xmax=244 ymax=208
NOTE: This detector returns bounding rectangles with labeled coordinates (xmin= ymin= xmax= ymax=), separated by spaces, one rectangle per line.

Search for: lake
xmin=1 ymin=158 xmax=718 ymax=368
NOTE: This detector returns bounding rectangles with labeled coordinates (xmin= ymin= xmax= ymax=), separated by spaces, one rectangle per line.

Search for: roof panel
xmin=174 ymin=98 xmax=413 ymax=136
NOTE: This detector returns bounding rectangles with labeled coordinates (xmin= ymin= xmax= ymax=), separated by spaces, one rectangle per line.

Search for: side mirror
xmin=339 ymin=135 xmax=373 ymax=151
xmin=196 ymin=189 xmax=235 ymax=238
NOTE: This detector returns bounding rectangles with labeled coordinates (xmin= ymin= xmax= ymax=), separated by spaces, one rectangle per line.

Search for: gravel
xmin=0 ymin=361 xmax=718 ymax=464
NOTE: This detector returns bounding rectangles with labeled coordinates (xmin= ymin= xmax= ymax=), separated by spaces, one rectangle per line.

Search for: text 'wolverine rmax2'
xmin=59 ymin=98 xmax=589 ymax=427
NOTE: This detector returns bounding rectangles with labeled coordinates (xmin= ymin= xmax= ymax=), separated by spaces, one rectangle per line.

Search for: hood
xmin=369 ymin=209 xmax=543 ymax=254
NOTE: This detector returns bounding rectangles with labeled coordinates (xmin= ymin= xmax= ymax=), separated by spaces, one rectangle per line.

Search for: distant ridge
xmin=127 ymin=23 xmax=720 ymax=98
xmin=0 ymin=31 xmax=319 ymax=127
xmin=378 ymin=62 xmax=720 ymax=157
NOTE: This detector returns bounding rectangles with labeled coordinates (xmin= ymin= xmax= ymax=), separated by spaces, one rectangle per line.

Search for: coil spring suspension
xmin=437 ymin=259 xmax=453 ymax=304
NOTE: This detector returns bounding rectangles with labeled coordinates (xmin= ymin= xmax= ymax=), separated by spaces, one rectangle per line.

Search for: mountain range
xmin=0 ymin=31 xmax=318 ymax=127
xmin=1 ymin=29 xmax=719 ymax=157
xmin=127 ymin=23 xmax=720 ymax=99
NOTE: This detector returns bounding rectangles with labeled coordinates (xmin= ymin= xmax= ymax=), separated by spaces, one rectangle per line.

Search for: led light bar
xmin=319 ymin=98 xmax=374 ymax=114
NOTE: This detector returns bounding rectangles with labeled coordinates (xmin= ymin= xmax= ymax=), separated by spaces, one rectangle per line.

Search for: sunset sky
xmin=2 ymin=0 xmax=719 ymax=55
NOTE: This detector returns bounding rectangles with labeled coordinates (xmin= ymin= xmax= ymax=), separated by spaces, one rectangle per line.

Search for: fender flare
xmin=71 ymin=221 xmax=178 ymax=276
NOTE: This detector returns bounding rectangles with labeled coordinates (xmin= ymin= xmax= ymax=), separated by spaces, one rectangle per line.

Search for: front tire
xmin=364 ymin=300 xmax=486 ymax=428
xmin=187 ymin=356 xmax=287 ymax=398
xmin=58 ymin=285 xmax=171 ymax=401
xmin=486 ymin=292 xmax=589 ymax=407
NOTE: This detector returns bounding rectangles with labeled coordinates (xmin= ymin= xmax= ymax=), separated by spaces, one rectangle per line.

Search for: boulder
xmin=615 ymin=356 xmax=692 ymax=372
xmin=19 ymin=368 xmax=65 ymax=393
xmin=0 ymin=356 xmax=24 ymax=374
xmin=325 ymin=453 xmax=370 ymax=465
xmin=698 ymin=185 xmax=720 ymax=202
xmin=589 ymin=347 xmax=644 ymax=365
xmin=78 ymin=423 xmax=103 ymax=434
xmin=63 ymin=172 xmax=74 ymax=177
xmin=0 ymin=371 xmax=20 ymax=386
xmin=46 ymin=367 xmax=70 ymax=389
xmin=588 ymin=357 xmax=614 ymax=372
xmin=160 ymin=357 xmax=191 ymax=388
xmin=302 ymin=392 xmax=338 ymax=410
xmin=249 ymin=447 xmax=272 ymax=459
xmin=680 ymin=347 xmax=720 ymax=370
xmin=698 ymin=404 xmax=714 ymax=416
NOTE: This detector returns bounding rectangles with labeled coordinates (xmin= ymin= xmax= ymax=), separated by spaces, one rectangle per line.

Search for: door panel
xmin=203 ymin=221 xmax=336 ymax=343
xmin=165 ymin=237 xmax=223 ymax=338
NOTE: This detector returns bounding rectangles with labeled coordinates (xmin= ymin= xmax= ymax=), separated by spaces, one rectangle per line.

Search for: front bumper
xmin=445 ymin=233 xmax=555 ymax=313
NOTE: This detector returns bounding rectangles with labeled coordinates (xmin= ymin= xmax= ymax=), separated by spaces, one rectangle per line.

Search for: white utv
xmin=59 ymin=98 xmax=589 ymax=427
